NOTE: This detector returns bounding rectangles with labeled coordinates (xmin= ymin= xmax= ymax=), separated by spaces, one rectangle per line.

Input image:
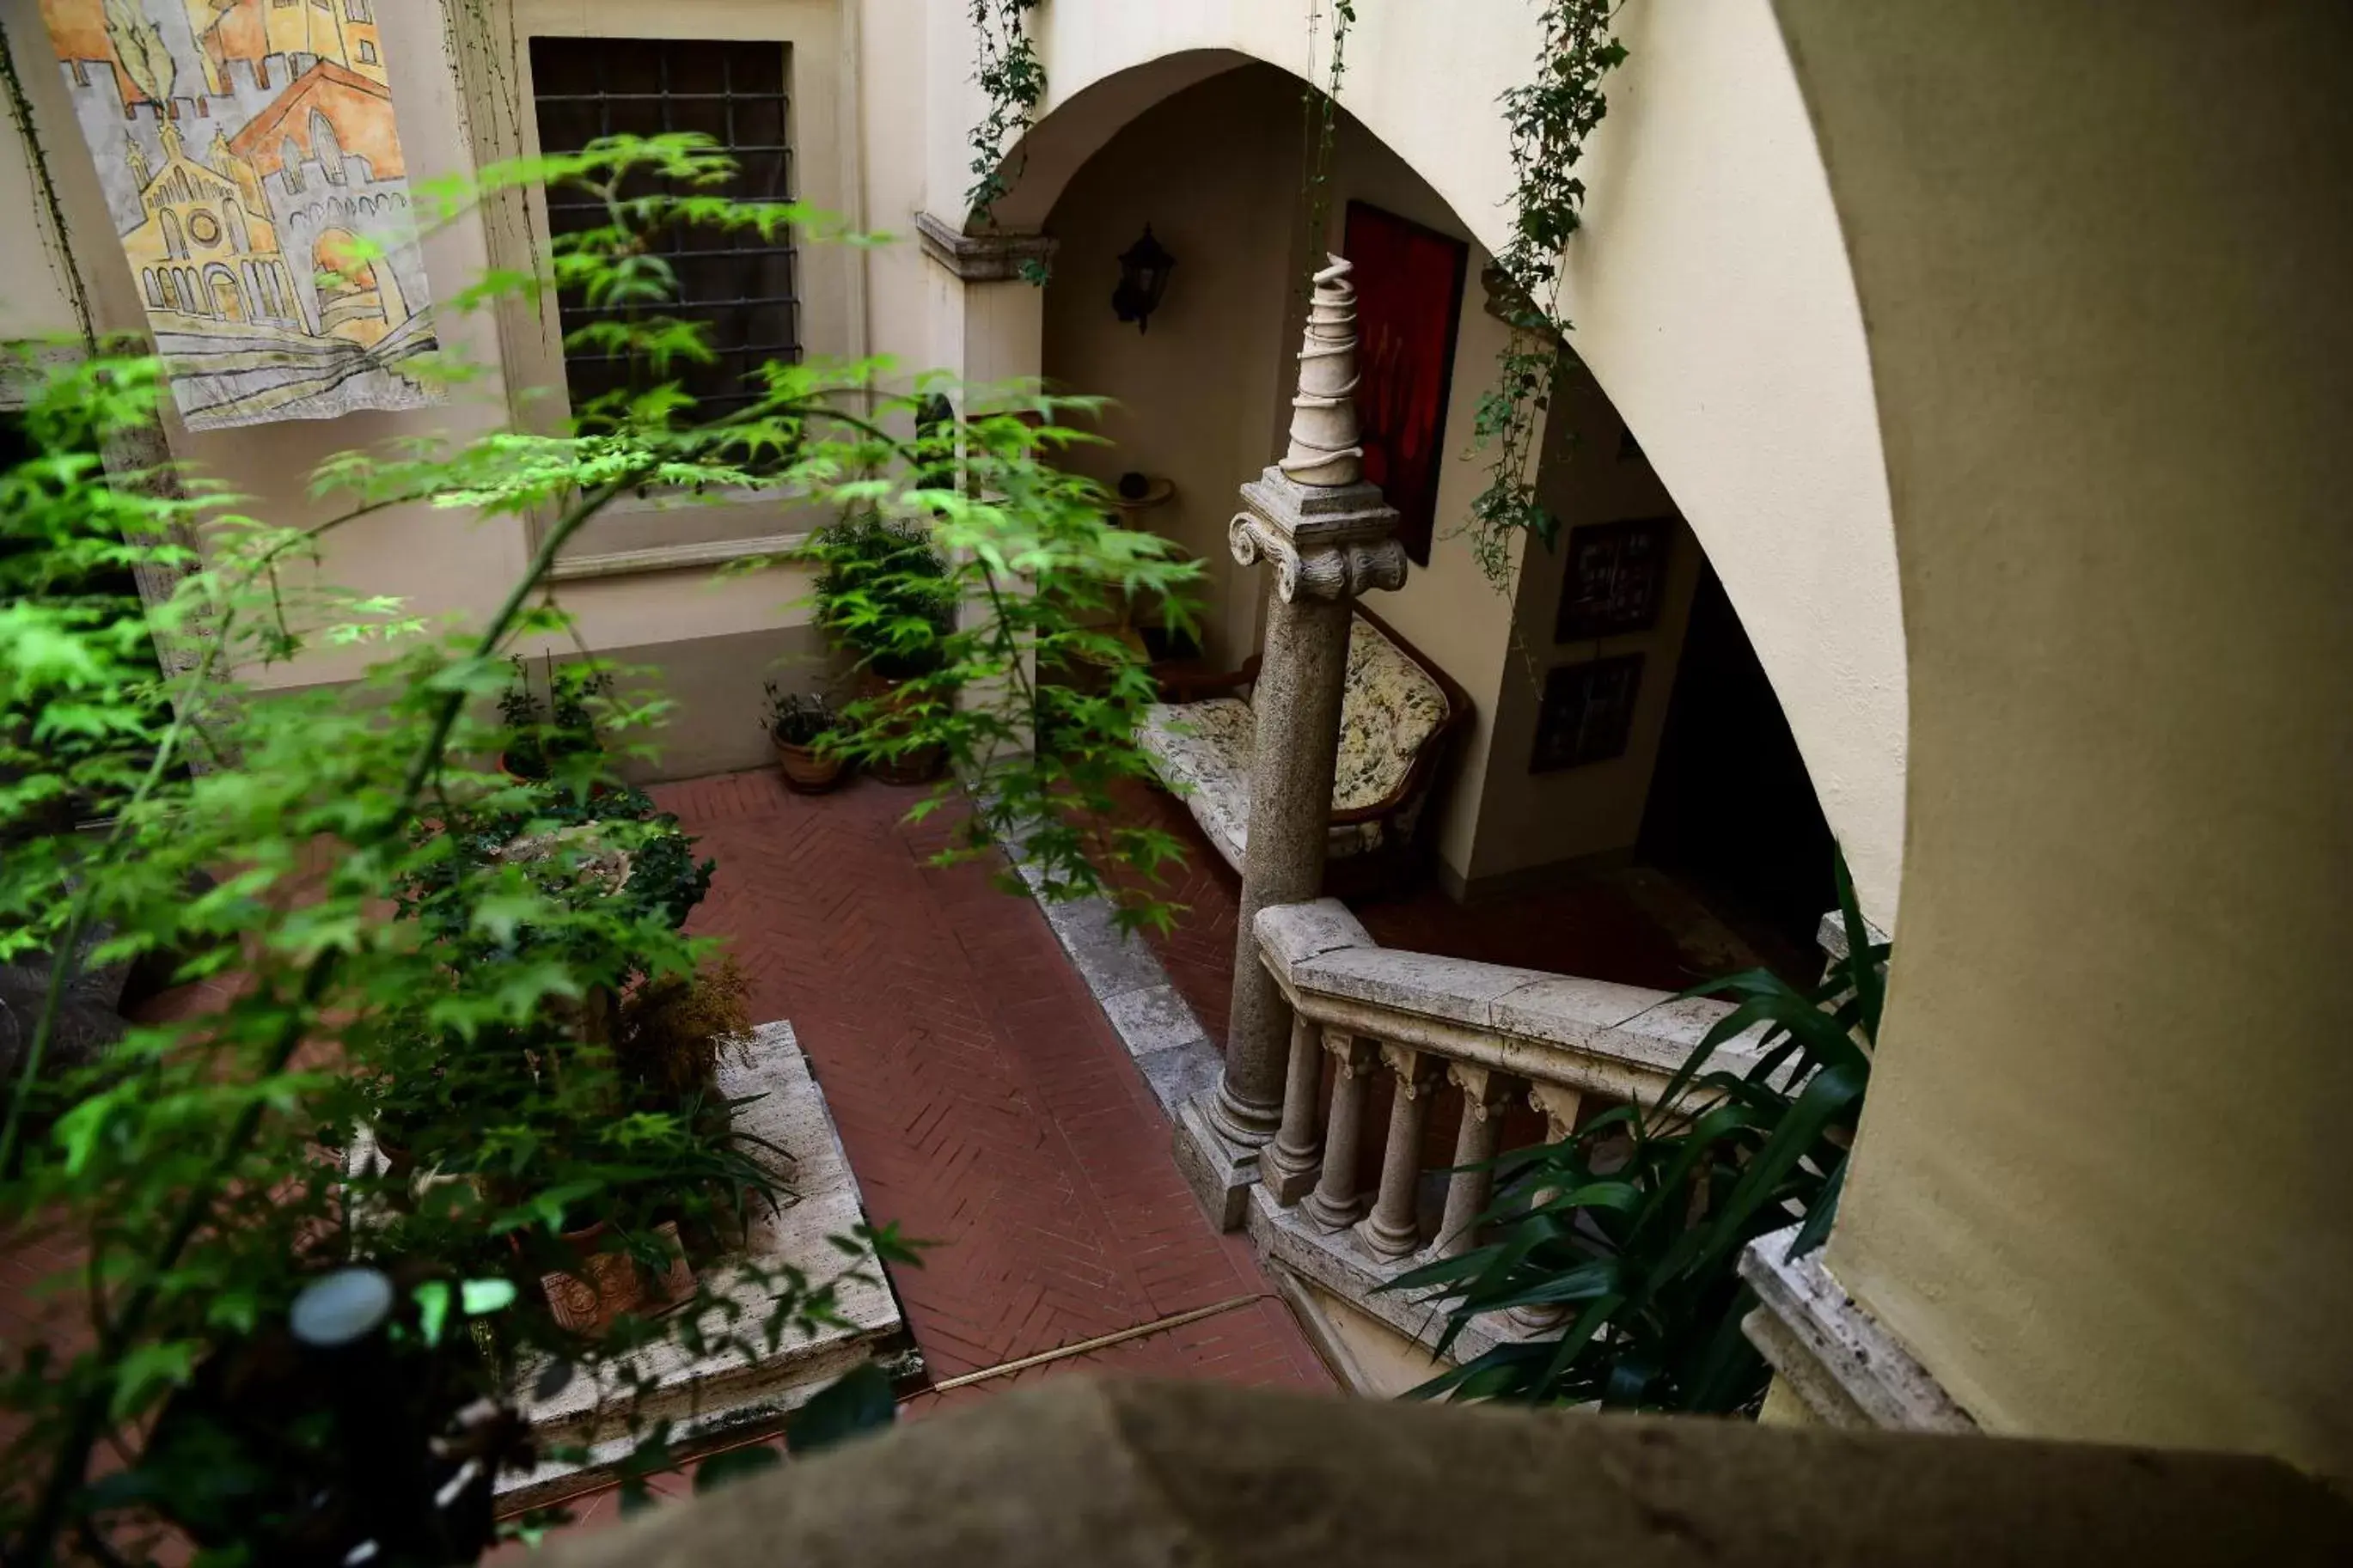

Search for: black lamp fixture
xmin=1111 ymin=223 xmax=1176 ymax=333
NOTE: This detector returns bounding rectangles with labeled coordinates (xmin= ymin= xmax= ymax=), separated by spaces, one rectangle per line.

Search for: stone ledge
xmin=1816 ymin=908 xmax=1893 ymax=962
xmin=1008 ymin=839 xmax=1223 ymax=1123
xmin=547 ymin=1376 xmax=2353 ymax=1568
xmin=1245 ymin=1186 xmax=1527 ymax=1368
xmin=1254 ymin=896 xmax=1374 ymax=970
xmin=1737 ymin=1223 xmax=1976 ymax=1434
xmin=914 ymin=210 xmax=1059 ymax=282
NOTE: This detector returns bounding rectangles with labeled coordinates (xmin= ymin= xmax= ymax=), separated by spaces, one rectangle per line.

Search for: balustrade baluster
xmin=1360 ymin=1045 xmax=1444 ymax=1262
xmin=1434 ymin=1063 xmax=1521 ymax=1258
xmin=1302 ymin=1032 xmax=1378 ymax=1232
xmin=1509 ymin=1081 xmax=1586 ymax=1331
xmin=1263 ymin=1014 xmax=1325 ymax=1205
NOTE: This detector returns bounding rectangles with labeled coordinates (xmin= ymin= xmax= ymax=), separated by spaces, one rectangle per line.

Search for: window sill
xmin=547 ymin=531 xmax=811 ymax=583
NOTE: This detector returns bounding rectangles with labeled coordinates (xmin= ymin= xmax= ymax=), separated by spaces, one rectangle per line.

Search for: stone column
xmin=1434 ymin=1064 xmax=1522 ymax=1259
xmin=1302 ymin=1034 xmax=1380 ymax=1233
xmin=1172 ymin=257 xmax=1408 ymax=1229
xmin=1360 ymin=1046 xmax=1445 ymax=1263
xmin=1509 ymin=1082 xmax=1587 ymax=1333
xmin=1263 ymin=1014 xmax=1328 ymax=1206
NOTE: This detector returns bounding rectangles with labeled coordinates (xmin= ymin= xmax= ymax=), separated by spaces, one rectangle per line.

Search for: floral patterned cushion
xmin=1134 ymin=613 xmax=1451 ymax=869
xmin=1334 ymin=615 xmax=1450 ymax=811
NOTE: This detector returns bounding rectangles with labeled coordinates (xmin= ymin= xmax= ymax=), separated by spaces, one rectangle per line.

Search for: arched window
xmin=309 ymin=110 xmax=345 ymax=184
xmin=222 ymin=200 xmax=251 ymax=256
xmin=158 ymin=208 xmax=186 ymax=261
xmin=204 ymin=265 xmax=245 ymax=323
xmin=281 ymin=136 xmax=305 ymax=192
xmin=143 ymin=269 xmax=163 ymax=308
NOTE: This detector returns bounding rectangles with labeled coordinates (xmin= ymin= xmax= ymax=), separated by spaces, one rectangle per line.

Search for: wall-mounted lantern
xmin=1111 ymin=224 xmax=1176 ymax=333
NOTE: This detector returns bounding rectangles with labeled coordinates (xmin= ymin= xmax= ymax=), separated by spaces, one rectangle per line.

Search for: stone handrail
xmin=1245 ymin=899 xmax=1773 ymax=1346
xmin=1256 ymin=900 xmax=1770 ymax=1113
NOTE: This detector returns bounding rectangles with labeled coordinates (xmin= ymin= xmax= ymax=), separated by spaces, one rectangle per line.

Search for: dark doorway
xmin=1637 ymin=563 xmax=1836 ymax=975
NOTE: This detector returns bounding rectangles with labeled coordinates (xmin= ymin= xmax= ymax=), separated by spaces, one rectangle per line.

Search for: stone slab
xmin=1100 ymin=984 xmax=1211 ymax=1059
xmin=1063 ymin=933 xmax=1170 ymax=1002
xmin=1134 ymin=1039 xmax=1224 ymax=1121
xmin=1252 ymin=897 xmax=1374 ymax=973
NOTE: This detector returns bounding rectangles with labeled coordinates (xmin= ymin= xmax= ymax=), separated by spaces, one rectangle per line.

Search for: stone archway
xmin=1766 ymin=0 xmax=2353 ymax=1480
xmin=932 ymin=1 xmax=1910 ymax=921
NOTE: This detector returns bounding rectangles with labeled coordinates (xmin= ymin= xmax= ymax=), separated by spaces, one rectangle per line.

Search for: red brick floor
xmin=652 ymin=769 xmax=1331 ymax=1405
xmin=5 ymin=772 xmax=1332 ymax=1550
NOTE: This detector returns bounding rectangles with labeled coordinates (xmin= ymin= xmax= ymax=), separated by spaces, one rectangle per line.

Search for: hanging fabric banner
xmin=39 ymin=0 xmax=443 ymax=430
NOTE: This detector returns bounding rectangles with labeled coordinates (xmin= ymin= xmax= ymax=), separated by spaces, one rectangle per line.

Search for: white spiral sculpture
xmin=1278 ymin=254 xmax=1366 ymax=487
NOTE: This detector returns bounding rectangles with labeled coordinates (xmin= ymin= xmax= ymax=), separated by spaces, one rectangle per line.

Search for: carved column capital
xmin=1380 ymin=1043 xmax=1445 ymax=1101
xmin=1229 ymin=513 xmax=1408 ymax=604
xmin=1448 ymin=1062 xmax=1521 ymax=1122
xmin=1324 ymin=1032 xmax=1381 ymax=1080
xmin=1527 ymin=1082 xmax=1586 ymax=1144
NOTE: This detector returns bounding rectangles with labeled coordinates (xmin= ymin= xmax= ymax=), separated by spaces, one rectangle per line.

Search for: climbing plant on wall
xmin=1464 ymin=1 xmax=1628 ymax=589
xmin=966 ymin=0 xmax=1048 ymax=270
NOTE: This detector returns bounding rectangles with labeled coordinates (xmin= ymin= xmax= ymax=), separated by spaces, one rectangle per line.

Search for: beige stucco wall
xmin=1474 ymin=364 xmax=1704 ymax=883
xmin=955 ymin=0 xmax=1909 ymax=923
xmin=1784 ymin=0 xmax=2353 ymax=1480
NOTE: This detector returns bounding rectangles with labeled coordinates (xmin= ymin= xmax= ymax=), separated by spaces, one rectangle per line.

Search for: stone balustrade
xmin=1244 ymin=899 xmax=1772 ymax=1363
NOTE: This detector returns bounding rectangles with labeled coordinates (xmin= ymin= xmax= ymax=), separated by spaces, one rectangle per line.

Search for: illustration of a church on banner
xmin=40 ymin=0 xmax=442 ymax=430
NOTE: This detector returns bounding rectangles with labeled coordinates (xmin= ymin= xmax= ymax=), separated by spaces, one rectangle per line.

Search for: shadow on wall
xmin=1639 ymin=562 xmax=1835 ymax=961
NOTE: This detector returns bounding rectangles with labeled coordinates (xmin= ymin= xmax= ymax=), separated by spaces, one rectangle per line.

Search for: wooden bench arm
xmin=1153 ymin=655 xmax=1261 ymax=705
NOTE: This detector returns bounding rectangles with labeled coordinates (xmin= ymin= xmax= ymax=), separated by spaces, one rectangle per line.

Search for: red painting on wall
xmin=1343 ymin=202 xmax=1470 ymax=566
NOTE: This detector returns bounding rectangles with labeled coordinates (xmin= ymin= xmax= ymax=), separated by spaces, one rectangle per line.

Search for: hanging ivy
xmin=966 ymin=0 xmax=1048 ymax=277
xmin=1294 ymin=0 xmax=1358 ymax=296
xmin=1464 ymin=2 xmax=1627 ymax=589
xmin=0 ymin=19 xmax=95 ymax=348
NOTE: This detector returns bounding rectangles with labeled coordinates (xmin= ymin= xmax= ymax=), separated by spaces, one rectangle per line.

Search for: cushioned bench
xmin=1136 ymin=607 xmax=1468 ymax=894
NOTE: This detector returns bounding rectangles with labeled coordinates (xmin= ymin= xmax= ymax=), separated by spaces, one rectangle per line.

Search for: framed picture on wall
xmin=1555 ymin=517 xmax=1672 ymax=643
xmin=1530 ymin=655 xmax=1645 ymax=773
xmin=1343 ymin=202 xmax=1470 ymax=567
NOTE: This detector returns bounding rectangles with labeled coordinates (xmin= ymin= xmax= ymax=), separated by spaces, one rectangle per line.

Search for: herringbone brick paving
xmin=651 ymin=768 xmax=1332 ymax=1398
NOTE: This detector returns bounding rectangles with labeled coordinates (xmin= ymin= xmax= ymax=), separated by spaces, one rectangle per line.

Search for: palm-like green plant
xmin=1390 ymin=850 xmax=1885 ymax=1413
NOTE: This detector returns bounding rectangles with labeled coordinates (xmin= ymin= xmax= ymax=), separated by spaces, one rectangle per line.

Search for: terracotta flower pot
xmin=540 ymin=1219 xmax=645 ymax=1337
xmin=856 ymin=669 xmax=946 ymax=786
xmin=772 ymin=729 xmax=847 ymax=794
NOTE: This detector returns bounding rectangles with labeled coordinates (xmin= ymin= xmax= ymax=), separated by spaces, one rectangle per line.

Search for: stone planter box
xmin=495 ymin=1021 xmax=911 ymax=1509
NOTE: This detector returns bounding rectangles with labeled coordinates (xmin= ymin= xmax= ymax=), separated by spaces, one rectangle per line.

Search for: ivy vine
xmin=1295 ymin=0 xmax=1358 ymax=296
xmin=0 ymin=18 xmax=96 ymax=348
xmin=1464 ymin=1 xmax=1627 ymax=589
xmin=966 ymin=0 xmax=1048 ymax=278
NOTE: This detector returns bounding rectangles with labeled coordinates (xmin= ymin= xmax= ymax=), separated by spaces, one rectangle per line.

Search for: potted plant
xmin=497 ymin=656 xmax=611 ymax=784
xmin=763 ymin=682 xmax=846 ymax=794
xmin=805 ymin=510 xmax=956 ymax=785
